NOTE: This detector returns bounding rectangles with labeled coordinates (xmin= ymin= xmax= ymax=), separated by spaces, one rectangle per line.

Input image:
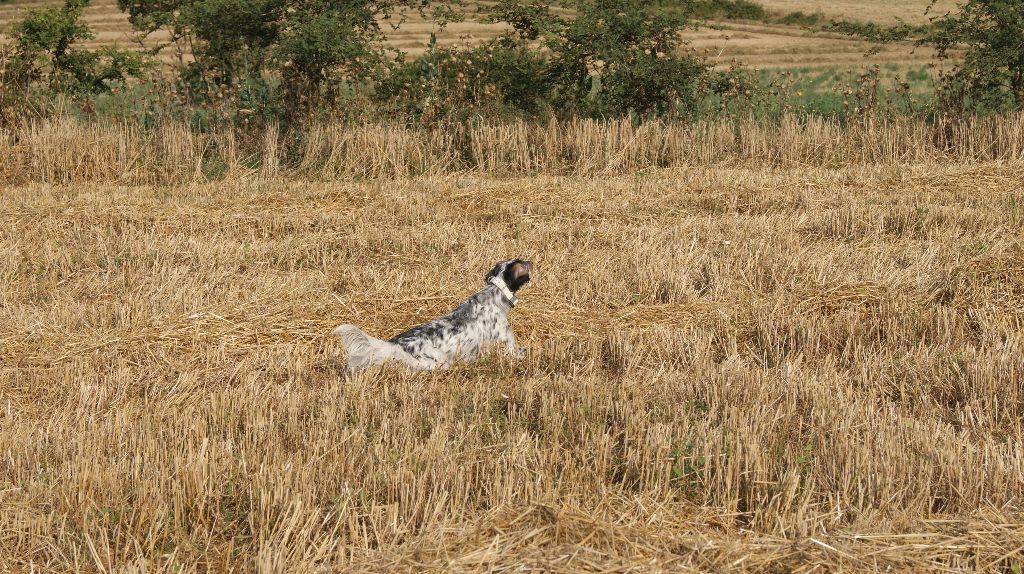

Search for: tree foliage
xmin=825 ymin=0 xmax=1024 ymax=113
xmin=486 ymin=0 xmax=708 ymax=118
xmin=7 ymin=0 xmax=146 ymax=96
xmin=116 ymin=0 xmax=448 ymax=116
xmin=922 ymin=0 xmax=1024 ymax=112
xmin=6 ymin=0 xmax=1020 ymax=124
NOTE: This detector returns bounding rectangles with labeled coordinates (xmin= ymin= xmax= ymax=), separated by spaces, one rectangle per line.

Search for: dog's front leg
xmin=499 ymin=330 xmax=525 ymax=359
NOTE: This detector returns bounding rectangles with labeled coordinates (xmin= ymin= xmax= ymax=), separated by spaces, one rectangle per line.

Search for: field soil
xmin=2 ymin=160 xmax=1022 ymax=571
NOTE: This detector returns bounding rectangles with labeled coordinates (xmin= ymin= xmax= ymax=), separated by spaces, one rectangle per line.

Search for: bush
xmin=923 ymin=0 xmax=1024 ymax=113
xmin=555 ymin=0 xmax=707 ymax=117
xmin=6 ymin=0 xmax=146 ymax=97
xmin=116 ymin=0 xmax=444 ymax=121
xmin=823 ymin=20 xmax=925 ymax=44
xmin=487 ymin=0 xmax=709 ymax=119
xmin=823 ymin=0 xmax=1024 ymax=114
xmin=656 ymin=0 xmax=766 ymax=21
xmin=776 ymin=11 xmax=825 ymax=27
xmin=379 ymin=0 xmax=710 ymax=122
xmin=376 ymin=35 xmax=552 ymax=123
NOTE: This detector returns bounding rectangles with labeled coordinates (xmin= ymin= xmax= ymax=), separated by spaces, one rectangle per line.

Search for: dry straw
xmin=3 ymin=114 xmax=1024 ymax=184
xmin=1 ymin=126 xmax=1022 ymax=571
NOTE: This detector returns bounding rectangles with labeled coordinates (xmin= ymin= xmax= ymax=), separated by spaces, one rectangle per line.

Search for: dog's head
xmin=485 ymin=258 xmax=533 ymax=292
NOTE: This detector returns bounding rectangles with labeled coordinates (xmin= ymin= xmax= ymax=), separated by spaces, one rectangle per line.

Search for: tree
xmin=923 ymin=0 xmax=1024 ymax=112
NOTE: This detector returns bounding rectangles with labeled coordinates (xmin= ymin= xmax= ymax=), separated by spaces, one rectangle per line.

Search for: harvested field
xmin=1 ymin=118 xmax=1023 ymax=570
xmin=758 ymin=0 xmax=959 ymax=24
xmin=684 ymin=22 xmax=938 ymax=68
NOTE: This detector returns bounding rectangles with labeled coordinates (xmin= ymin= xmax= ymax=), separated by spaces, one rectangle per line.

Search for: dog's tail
xmin=333 ymin=324 xmax=405 ymax=373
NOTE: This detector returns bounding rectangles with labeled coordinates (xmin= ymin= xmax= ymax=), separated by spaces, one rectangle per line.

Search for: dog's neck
xmin=487 ymin=275 xmax=517 ymax=307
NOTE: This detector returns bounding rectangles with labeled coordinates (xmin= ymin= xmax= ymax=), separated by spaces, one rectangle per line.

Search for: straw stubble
xmin=1 ymin=159 xmax=1022 ymax=571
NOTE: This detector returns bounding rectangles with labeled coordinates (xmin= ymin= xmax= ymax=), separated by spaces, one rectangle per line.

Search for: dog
xmin=334 ymin=258 xmax=533 ymax=373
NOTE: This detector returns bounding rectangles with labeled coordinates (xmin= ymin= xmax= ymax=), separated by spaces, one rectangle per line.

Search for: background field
xmin=0 ymin=0 xmax=957 ymax=122
xmin=0 ymin=0 xmax=957 ymax=117
xmin=2 ymin=125 xmax=1023 ymax=570
xmin=0 ymin=0 xmax=949 ymax=67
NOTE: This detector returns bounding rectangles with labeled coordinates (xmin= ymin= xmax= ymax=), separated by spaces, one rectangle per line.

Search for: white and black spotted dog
xmin=334 ymin=258 xmax=533 ymax=373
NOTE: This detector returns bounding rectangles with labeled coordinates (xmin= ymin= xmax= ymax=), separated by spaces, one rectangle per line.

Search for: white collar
xmin=487 ymin=275 xmax=518 ymax=306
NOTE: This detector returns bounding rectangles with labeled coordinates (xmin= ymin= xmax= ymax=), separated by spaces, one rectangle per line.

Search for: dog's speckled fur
xmin=334 ymin=259 xmax=532 ymax=373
